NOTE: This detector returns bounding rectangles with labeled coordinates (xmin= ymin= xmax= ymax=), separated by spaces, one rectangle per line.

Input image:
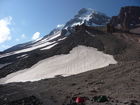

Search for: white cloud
xmin=57 ymin=24 xmax=64 ymax=28
xmin=16 ymin=38 xmax=20 ymax=42
xmin=21 ymin=34 xmax=26 ymax=38
xmin=32 ymin=32 xmax=40 ymax=40
xmin=0 ymin=16 xmax=12 ymax=44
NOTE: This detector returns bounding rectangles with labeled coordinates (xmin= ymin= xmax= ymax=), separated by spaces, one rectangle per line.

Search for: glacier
xmin=0 ymin=45 xmax=117 ymax=84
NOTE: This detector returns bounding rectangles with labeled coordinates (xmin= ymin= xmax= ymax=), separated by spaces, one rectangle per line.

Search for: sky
xmin=0 ymin=0 xmax=140 ymax=51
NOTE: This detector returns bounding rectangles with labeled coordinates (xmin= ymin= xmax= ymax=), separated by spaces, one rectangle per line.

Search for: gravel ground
xmin=0 ymin=32 xmax=140 ymax=105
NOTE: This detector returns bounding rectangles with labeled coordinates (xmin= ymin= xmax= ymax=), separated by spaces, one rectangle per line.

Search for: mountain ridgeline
xmin=108 ymin=6 xmax=140 ymax=33
xmin=0 ymin=6 xmax=140 ymax=105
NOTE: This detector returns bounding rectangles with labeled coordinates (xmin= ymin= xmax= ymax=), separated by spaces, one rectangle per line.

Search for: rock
xmin=129 ymin=102 xmax=136 ymax=105
xmin=7 ymin=96 xmax=42 ymax=105
xmin=93 ymin=95 xmax=108 ymax=102
xmin=109 ymin=6 xmax=140 ymax=32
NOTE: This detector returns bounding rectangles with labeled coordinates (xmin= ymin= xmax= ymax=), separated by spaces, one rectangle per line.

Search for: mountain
xmin=62 ymin=8 xmax=110 ymax=35
xmin=0 ymin=8 xmax=111 ymax=69
xmin=63 ymin=8 xmax=110 ymax=28
xmin=0 ymin=6 xmax=140 ymax=105
xmin=0 ymin=24 xmax=126 ymax=80
xmin=108 ymin=6 xmax=140 ymax=34
xmin=3 ymin=8 xmax=110 ymax=54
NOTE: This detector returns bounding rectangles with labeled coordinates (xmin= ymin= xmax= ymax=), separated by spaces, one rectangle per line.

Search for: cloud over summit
xmin=32 ymin=32 xmax=40 ymax=40
xmin=0 ymin=16 xmax=12 ymax=44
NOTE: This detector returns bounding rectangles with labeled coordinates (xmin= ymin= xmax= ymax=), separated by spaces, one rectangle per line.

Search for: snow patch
xmin=0 ymin=31 xmax=62 ymax=58
xmin=71 ymin=22 xmax=83 ymax=27
xmin=58 ymin=37 xmax=66 ymax=41
xmin=0 ymin=52 xmax=14 ymax=58
xmin=40 ymin=43 xmax=58 ymax=50
xmin=47 ymin=32 xmax=61 ymax=41
xmin=17 ymin=54 xmax=28 ymax=58
xmin=0 ymin=41 xmax=57 ymax=58
xmin=14 ymin=42 xmax=54 ymax=54
xmin=86 ymin=30 xmax=95 ymax=37
xmin=0 ymin=45 xmax=117 ymax=84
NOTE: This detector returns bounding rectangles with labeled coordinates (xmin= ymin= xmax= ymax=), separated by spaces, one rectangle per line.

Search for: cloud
xmin=21 ymin=34 xmax=26 ymax=38
xmin=15 ymin=38 xmax=20 ymax=42
xmin=57 ymin=24 xmax=64 ymax=28
xmin=32 ymin=32 xmax=40 ymax=40
xmin=0 ymin=16 xmax=12 ymax=44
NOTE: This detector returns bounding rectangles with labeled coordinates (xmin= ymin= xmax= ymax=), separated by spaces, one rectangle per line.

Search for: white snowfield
xmin=0 ymin=45 xmax=117 ymax=84
xmin=40 ymin=43 xmax=58 ymax=50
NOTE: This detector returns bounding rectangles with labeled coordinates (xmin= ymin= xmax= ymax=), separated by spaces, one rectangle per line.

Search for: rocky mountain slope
xmin=0 ymin=8 xmax=111 ymax=79
xmin=0 ymin=6 xmax=140 ymax=105
xmin=109 ymin=6 xmax=140 ymax=34
xmin=0 ymin=25 xmax=127 ymax=79
xmin=2 ymin=8 xmax=110 ymax=54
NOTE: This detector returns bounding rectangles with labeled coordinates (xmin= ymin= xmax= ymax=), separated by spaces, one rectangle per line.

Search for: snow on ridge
xmin=14 ymin=42 xmax=55 ymax=54
xmin=78 ymin=8 xmax=93 ymax=21
xmin=40 ymin=43 xmax=58 ymax=50
xmin=0 ymin=45 xmax=117 ymax=84
xmin=0 ymin=53 xmax=11 ymax=58
xmin=0 ymin=32 xmax=62 ymax=58
xmin=31 ymin=31 xmax=61 ymax=47
xmin=16 ymin=54 xmax=28 ymax=59
xmin=64 ymin=8 xmax=109 ymax=29
xmin=47 ymin=31 xmax=61 ymax=41
xmin=86 ymin=30 xmax=95 ymax=37
xmin=58 ymin=37 xmax=66 ymax=41
xmin=70 ymin=8 xmax=94 ymax=27
xmin=71 ymin=22 xmax=82 ymax=27
xmin=0 ymin=41 xmax=56 ymax=58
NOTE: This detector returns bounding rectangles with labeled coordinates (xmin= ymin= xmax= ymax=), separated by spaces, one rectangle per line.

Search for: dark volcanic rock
xmin=109 ymin=6 xmax=140 ymax=32
xmin=7 ymin=96 xmax=42 ymax=105
xmin=93 ymin=95 xmax=108 ymax=102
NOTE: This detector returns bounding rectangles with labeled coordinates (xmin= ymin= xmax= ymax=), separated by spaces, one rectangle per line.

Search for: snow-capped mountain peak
xmin=63 ymin=8 xmax=110 ymax=29
xmin=2 ymin=8 xmax=110 ymax=55
xmin=75 ymin=8 xmax=94 ymax=20
xmin=48 ymin=24 xmax=64 ymax=36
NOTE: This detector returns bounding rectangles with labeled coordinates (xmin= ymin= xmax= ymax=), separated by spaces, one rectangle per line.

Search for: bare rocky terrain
xmin=0 ymin=31 xmax=140 ymax=105
xmin=0 ymin=6 xmax=140 ymax=105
